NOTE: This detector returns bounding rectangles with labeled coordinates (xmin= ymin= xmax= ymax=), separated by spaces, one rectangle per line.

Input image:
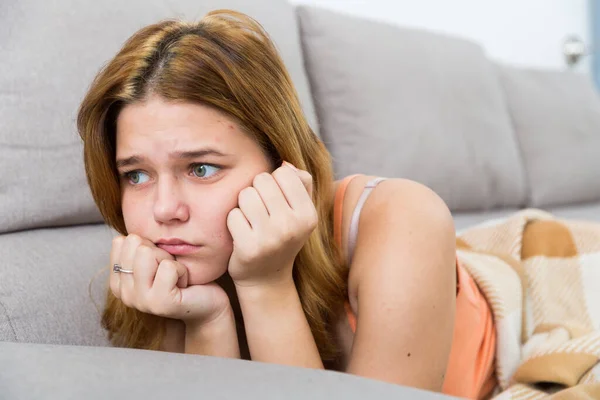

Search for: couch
xmin=2 ymin=0 xmax=599 ymax=398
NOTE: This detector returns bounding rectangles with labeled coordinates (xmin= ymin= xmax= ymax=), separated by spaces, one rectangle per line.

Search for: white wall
xmin=290 ymin=0 xmax=591 ymax=73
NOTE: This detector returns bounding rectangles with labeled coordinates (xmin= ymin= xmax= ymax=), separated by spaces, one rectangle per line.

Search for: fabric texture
xmin=297 ymin=6 xmax=526 ymax=212
xmin=457 ymin=209 xmax=600 ymax=399
xmin=333 ymin=175 xmax=496 ymax=399
xmin=0 ymin=0 xmax=318 ymax=233
xmin=497 ymin=66 xmax=600 ymax=208
xmin=0 ymin=224 xmax=114 ymax=346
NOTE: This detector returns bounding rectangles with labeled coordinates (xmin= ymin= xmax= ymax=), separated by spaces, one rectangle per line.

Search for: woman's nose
xmin=153 ymin=178 xmax=189 ymax=224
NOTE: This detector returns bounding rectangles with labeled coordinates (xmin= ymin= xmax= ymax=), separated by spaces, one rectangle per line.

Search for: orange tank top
xmin=334 ymin=175 xmax=497 ymax=399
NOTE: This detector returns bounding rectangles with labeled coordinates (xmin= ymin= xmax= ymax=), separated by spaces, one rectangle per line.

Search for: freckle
xmin=186 ymin=310 xmax=190 ymax=314
xmin=407 ymin=353 xmax=411 ymax=357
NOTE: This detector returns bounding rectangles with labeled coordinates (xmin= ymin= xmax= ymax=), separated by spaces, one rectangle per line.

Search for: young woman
xmin=78 ymin=10 xmax=496 ymax=399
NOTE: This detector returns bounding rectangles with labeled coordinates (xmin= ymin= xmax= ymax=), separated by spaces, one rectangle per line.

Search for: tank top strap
xmin=346 ymin=177 xmax=387 ymax=264
xmin=333 ymin=175 xmax=387 ymax=265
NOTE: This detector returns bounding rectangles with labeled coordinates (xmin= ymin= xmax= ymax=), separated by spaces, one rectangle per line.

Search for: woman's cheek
xmin=121 ymin=195 xmax=145 ymax=233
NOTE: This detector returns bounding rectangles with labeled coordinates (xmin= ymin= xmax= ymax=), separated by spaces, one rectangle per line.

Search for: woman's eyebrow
xmin=116 ymin=148 xmax=229 ymax=169
xmin=171 ymin=148 xmax=229 ymax=160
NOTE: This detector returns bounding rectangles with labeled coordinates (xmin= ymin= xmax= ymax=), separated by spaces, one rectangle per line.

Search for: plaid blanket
xmin=456 ymin=209 xmax=600 ymax=399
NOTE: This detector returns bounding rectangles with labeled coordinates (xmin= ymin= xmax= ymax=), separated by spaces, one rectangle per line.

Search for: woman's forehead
xmin=117 ymin=98 xmax=237 ymax=138
xmin=116 ymin=98 xmax=243 ymax=151
xmin=114 ymin=98 xmax=269 ymax=167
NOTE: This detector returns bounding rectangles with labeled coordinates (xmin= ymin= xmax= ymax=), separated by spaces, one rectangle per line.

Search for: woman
xmin=78 ymin=10 xmax=496 ymax=399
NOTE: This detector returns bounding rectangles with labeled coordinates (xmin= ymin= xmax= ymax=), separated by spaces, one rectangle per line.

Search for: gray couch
xmin=1 ymin=0 xmax=599 ymax=398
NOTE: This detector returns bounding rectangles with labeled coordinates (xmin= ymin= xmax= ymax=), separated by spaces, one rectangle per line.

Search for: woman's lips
xmin=157 ymin=243 xmax=202 ymax=256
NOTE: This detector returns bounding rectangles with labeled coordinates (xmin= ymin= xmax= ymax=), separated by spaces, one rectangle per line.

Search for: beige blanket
xmin=456 ymin=209 xmax=600 ymax=399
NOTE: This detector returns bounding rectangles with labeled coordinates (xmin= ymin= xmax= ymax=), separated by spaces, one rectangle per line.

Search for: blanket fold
xmin=456 ymin=209 xmax=600 ymax=399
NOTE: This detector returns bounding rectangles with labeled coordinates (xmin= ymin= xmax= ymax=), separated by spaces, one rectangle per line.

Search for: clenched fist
xmin=226 ymin=162 xmax=317 ymax=287
xmin=110 ymin=234 xmax=231 ymax=324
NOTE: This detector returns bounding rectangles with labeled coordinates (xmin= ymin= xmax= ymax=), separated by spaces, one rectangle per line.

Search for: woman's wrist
xmin=233 ymin=277 xmax=297 ymax=307
xmin=184 ymin=305 xmax=240 ymax=358
xmin=234 ymin=277 xmax=323 ymax=368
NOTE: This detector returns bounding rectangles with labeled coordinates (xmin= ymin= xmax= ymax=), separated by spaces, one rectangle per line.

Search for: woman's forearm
xmin=184 ymin=307 xmax=241 ymax=358
xmin=235 ymin=279 xmax=324 ymax=369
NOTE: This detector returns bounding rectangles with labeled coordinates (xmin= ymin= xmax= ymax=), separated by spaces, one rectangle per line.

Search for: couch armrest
xmin=0 ymin=342 xmax=457 ymax=399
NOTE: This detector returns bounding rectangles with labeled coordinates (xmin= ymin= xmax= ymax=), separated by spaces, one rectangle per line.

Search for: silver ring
xmin=113 ymin=264 xmax=133 ymax=274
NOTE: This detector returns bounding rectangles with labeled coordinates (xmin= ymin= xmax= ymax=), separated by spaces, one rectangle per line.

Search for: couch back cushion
xmin=497 ymin=66 xmax=600 ymax=207
xmin=297 ymin=6 xmax=527 ymax=211
xmin=0 ymin=0 xmax=317 ymax=233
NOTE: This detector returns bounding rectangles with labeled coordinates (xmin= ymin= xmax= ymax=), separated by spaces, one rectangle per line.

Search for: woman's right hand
xmin=109 ymin=234 xmax=231 ymax=325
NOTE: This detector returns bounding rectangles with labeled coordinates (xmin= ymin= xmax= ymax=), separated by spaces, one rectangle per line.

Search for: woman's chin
xmin=177 ymin=259 xmax=228 ymax=286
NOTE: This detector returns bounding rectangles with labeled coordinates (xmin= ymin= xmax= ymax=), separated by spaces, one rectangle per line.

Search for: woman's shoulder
xmin=334 ymin=174 xmax=447 ymax=202
xmin=334 ymin=175 xmax=456 ymax=298
xmin=333 ymin=174 xmax=454 ymax=243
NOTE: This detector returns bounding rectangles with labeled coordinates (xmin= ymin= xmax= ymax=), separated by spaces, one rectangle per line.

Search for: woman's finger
xmin=109 ymin=235 xmax=125 ymax=299
xmin=132 ymin=244 xmax=171 ymax=294
xmin=227 ymin=207 xmax=252 ymax=244
xmin=273 ymin=163 xmax=313 ymax=211
xmin=251 ymin=171 xmax=290 ymax=216
xmin=152 ymin=259 xmax=188 ymax=302
xmin=237 ymin=186 xmax=269 ymax=230
xmin=118 ymin=234 xmax=146 ymax=306
xmin=283 ymin=161 xmax=313 ymax=198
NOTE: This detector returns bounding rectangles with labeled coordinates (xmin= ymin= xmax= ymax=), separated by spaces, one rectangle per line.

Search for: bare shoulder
xmin=349 ymin=175 xmax=456 ymax=283
xmin=335 ymin=175 xmax=455 ymax=275
xmin=336 ymin=175 xmax=457 ymax=389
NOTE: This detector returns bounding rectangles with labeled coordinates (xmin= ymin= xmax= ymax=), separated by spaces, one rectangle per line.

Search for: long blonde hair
xmin=77 ymin=10 xmax=346 ymax=361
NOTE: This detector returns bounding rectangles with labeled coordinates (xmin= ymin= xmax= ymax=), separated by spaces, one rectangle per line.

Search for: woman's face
xmin=116 ymin=96 xmax=272 ymax=285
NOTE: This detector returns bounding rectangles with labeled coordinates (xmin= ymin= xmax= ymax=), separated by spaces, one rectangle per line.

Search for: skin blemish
xmin=407 ymin=352 xmax=411 ymax=357
xmin=186 ymin=310 xmax=190 ymax=314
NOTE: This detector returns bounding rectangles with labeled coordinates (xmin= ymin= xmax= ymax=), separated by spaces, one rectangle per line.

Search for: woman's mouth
xmin=156 ymin=239 xmax=202 ymax=256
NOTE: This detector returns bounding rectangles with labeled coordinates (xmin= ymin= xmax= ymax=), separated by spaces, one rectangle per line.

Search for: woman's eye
xmin=191 ymin=164 xmax=220 ymax=178
xmin=126 ymin=171 xmax=150 ymax=185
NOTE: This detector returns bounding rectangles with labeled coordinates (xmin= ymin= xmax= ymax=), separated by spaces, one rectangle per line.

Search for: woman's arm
xmin=184 ymin=306 xmax=241 ymax=358
xmin=342 ymin=177 xmax=456 ymax=392
xmin=159 ymin=318 xmax=186 ymax=353
xmin=226 ymin=165 xmax=324 ymax=368
xmin=235 ymin=280 xmax=324 ymax=368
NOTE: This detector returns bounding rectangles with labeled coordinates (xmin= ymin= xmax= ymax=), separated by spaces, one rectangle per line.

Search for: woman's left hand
xmin=226 ymin=162 xmax=317 ymax=288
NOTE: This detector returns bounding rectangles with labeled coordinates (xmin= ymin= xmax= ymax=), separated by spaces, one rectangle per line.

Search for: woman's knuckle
xmin=305 ymin=210 xmax=318 ymax=230
xmin=159 ymin=259 xmax=175 ymax=269
xmin=126 ymin=234 xmax=142 ymax=247
xmin=135 ymin=245 xmax=153 ymax=261
xmin=112 ymin=236 xmax=124 ymax=248
xmin=277 ymin=219 xmax=296 ymax=240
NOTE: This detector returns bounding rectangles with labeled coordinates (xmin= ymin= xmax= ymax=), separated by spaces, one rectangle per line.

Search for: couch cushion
xmin=0 ymin=0 xmax=317 ymax=233
xmin=548 ymin=202 xmax=600 ymax=223
xmin=497 ymin=66 xmax=600 ymax=207
xmin=452 ymin=202 xmax=600 ymax=232
xmin=0 ymin=224 xmax=114 ymax=345
xmin=452 ymin=208 xmax=522 ymax=232
xmin=297 ymin=6 xmax=527 ymax=211
xmin=0 ymin=342 xmax=450 ymax=400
